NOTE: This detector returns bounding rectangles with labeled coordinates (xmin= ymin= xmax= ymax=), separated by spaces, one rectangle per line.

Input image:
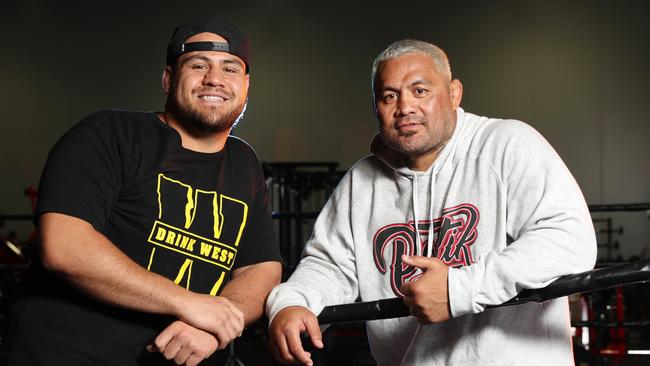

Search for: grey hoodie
xmin=266 ymin=108 xmax=597 ymax=365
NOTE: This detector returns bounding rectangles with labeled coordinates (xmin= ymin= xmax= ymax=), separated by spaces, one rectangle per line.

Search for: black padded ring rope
xmin=317 ymin=259 xmax=650 ymax=324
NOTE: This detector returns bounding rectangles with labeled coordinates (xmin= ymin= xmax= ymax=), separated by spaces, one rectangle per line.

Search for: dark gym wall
xmin=1 ymin=0 xmax=649 ymax=258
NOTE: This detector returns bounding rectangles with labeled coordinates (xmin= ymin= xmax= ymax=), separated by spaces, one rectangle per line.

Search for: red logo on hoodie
xmin=373 ymin=203 xmax=479 ymax=296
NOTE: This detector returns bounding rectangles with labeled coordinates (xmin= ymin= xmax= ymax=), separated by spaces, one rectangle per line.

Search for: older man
xmin=267 ymin=39 xmax=596 ymax=366
xmin=2 ymin=19 xmax=282 ymax=366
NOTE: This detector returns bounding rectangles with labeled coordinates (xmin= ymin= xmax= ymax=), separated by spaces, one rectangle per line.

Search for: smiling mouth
xmin=199 ymin=95 xmax=226 ymax=102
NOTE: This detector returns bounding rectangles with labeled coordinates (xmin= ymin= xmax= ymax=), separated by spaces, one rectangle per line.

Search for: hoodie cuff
xmin=448 ymin=265 xmax=478 ymax=318
xmin=265 ymin=285 xmax=322 ymax=325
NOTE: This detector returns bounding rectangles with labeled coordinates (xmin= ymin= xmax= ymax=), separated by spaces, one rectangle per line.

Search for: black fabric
xmin=1 ymin=110 xmax=280 ymax=365
xmin=182 ymin=42 xmax=230 ymax=54
xmin=166 ymin=19 xmax=251 ymax=72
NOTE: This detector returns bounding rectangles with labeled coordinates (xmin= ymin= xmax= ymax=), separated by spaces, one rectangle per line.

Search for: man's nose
xmin=396 ymin=93 xmax=417 ymax=116
xmin=203 ymin=67 xmax=225 ymax=87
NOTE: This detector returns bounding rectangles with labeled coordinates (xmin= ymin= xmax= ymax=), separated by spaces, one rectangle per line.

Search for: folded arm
xmin=148 ymin=258 xmax=281 ymax=362
xmin=448 ymin=123 xmax=597 ymax=317
xmin=39 ymin=212 xmax=244 ymax=345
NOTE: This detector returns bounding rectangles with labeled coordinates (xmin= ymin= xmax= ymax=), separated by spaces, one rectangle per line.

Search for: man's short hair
xmin=371 ymin=39 xmax=452 ymax=101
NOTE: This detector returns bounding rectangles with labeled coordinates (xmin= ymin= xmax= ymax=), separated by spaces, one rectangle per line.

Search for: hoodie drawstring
xmin=412 ymin=174 xmax=421 ymax=257
xmin=422 ymin=131 xmax=461 ymax=257
xmin=426 ymin=174 xmax=436 ymax=258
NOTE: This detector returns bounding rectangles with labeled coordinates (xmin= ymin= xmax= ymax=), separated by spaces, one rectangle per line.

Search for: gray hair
xmin=371 ymin=39 xmax=452 ymax=101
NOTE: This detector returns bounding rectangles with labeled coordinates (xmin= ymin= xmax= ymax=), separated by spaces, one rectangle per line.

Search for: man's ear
xmin=162 ymin=66 xmax=172 ymax=95
xmin=450 ymin=79 xmax=463 ymax=109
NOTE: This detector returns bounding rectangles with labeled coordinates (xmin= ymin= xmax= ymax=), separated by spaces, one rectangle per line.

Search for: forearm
xmin=39 ymin=212 xmax=189 ymax=317
xmin=448 ymin=122 xmax=598 ymax=317
xmin=449 ymin=210 xmax=597 ymax=317
xmin=266 ymin=254 xmax=359 ymax=323
xmin=219 ymin=261 xmax=282 ymax=325
xmin=267 ymin=191 xmax=359 ymax=321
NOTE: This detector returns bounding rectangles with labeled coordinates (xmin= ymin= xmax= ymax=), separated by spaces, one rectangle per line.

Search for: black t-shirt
xmin=2 ymin=110 xmax=281 ymax=365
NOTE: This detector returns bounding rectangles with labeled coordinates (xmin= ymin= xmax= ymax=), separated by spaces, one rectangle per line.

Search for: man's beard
xmin=166 ymin=91 xmax=246 ymax=138
xmin=380 ymin=109 xmax=456 ymax=157
xmin=381 ymin=117 xmax=434 ymax=156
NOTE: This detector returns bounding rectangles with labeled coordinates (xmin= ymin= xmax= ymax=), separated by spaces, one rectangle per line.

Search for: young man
xmin=267 ymin=40 xmax=597 ymax=366
xmin=2 ymin=19 xmax=282 ymax=366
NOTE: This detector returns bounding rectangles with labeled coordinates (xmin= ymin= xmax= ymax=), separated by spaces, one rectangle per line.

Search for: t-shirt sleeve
xmin=35 ymin=114 xmax=122 ymax=232
xmin=231 ymin=154 xmax=282 ymax=269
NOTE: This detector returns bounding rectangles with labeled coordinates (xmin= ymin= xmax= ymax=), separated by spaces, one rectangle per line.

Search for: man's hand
xmin=147 ymin=321 xmax=218 ymax=365
xmin=177 ymin=294 xmax=244 ymax=350
xmin=268 ymin=306 xmax=323 ymax=366
xmin=400 ymin=255 xmax=451 ymax=324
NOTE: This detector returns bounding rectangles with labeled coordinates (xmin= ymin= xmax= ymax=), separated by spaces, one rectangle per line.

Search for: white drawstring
xmin=426 ymin=173 xmax=435 ymax=258
xmin=412 ymin=174 xmax=421 ymax=257
xmin=425 ymin=118 xmax=462 ymax=257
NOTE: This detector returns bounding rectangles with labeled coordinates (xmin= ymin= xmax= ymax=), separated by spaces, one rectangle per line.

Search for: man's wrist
xmin=167 ymin=286 xmax=192 ymax=319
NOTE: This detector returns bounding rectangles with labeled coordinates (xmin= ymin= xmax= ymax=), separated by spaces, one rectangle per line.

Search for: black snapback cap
xmin=166 ymin=19 xmax=251 ymax=73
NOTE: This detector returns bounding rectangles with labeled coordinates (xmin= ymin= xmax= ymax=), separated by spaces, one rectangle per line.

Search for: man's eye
xmin=415 ymin=88 xmax=428 ymax=95
xmin=383 ymin=94 xmax=397 ymax=102
xmin=224 ymin=67 xmax=238 ymax=73
xmin=191 ymin=64 xmax=208 ymax=70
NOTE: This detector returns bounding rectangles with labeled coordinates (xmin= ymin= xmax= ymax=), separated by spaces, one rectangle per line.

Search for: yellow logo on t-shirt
xmin=146 ymin=174 xmax=248 ymax=295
